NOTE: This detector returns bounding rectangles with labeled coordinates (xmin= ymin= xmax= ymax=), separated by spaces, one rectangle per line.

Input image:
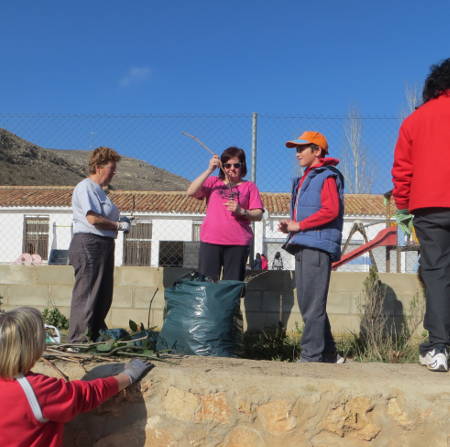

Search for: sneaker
xmin=322 ymin=352 xmax=346 ymax=364
xmin=419 ymin=346 xmax=448 ymax=372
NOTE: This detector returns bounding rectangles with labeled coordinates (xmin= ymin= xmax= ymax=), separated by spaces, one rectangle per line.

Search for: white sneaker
xmin=322 ymin=352 xmax=346 ymax=364
xmin=419 ymin=346 xmax=448 ymax=372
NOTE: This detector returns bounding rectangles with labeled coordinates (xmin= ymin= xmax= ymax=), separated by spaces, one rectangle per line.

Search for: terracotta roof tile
xmin=0 ymin=186 xmax=390 ymax=216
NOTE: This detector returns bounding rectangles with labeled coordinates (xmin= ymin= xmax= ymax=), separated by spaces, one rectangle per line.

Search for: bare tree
xmin=341 ymin=107 xmax=374 ymax=193
xmin=401 ymin=82 xmax=420 ymax=118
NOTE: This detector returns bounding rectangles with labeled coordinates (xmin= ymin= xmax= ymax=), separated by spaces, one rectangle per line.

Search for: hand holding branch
xmin=208 ymin=155 xmax=221 ymax=173
xmin=225 ymin=199 xmax=241 ymax=215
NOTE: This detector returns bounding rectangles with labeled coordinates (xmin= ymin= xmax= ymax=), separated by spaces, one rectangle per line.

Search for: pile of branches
xmin=42 ymin=324 xmax=174 ymax=380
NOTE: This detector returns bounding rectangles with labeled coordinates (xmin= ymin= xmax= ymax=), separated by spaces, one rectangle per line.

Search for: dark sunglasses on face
xmin=223 ymin=162 xmax=242 ymax=169
xmin=295 ymin=145 xmax=312 ymax=153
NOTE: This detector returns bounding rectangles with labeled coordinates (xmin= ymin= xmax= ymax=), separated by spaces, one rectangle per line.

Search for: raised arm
xmin=186 ymin=155 xmax=221 ymax=197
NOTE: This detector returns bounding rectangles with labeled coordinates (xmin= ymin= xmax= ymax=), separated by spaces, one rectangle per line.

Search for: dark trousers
xmin=413 ymin=208 xmax=450 ymax=353
xmin=68 ymin=233 xmax=115 ymax=342
xmin=295 ymin=247 xmax=336 ymax=361
xmin=199 ymin=242 xmax=249 ymax=281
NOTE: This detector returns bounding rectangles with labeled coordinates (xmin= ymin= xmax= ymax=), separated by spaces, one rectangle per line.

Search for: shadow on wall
xmin=358 ymin=269 xmax=415 ymax=352
xmin=64 ymin=363 xmax=148 ymax=447
xmin=244 ymin=270 xmax=295 ymax=332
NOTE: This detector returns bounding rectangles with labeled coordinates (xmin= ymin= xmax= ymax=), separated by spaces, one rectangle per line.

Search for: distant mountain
xmin=0 ymin=128 xmax=189 ymax=191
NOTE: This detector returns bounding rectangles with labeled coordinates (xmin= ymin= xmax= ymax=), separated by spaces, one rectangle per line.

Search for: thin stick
xmin=181 ymin=131 xmax=233 ymax=194
xmin=41 ymin=357 xmax=69 ymax=382
xmin=147 ymin=288 xmax=159 ymax=330
xmin=181 ymin=131 xmax=215 ymax=155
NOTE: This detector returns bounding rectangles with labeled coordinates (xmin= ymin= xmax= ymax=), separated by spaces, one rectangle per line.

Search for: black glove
xmin=122 ymin=358 xmax=154 ymax=384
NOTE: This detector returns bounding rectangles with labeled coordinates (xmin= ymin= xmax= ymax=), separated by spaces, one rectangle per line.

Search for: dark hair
xmin=422 ymin=58 xmax=450 ymax=103
xmin=218 ymin=147 xmax=247 ymax=179
xmin=274 ymin=251 xmax=281 ymax=259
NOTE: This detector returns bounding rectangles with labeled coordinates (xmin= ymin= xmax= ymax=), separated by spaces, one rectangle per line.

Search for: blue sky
xmin=0 ymin=1 xmax=449 ymax=193
xmin=1 ymin=0 xmax=449 ymax=114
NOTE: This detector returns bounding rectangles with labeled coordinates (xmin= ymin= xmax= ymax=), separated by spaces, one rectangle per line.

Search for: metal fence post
xmin=251 ymin=112 xmax=258 ymax=183
xmin=250 ymin=112 xmax=258 ymax=268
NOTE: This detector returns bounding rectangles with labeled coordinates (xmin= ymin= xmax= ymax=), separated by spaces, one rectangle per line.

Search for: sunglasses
xmin=295 ymin=145 xmax=312 ymax=153
xmin=223 ymin=163 xmax=242 ymax=169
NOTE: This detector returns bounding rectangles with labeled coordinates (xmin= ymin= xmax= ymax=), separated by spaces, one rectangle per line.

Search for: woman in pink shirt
xmin=187 ymin=147 xmax=264 ymax=281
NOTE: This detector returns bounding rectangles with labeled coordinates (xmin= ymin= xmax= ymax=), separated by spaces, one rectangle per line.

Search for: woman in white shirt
xmin=68 ymin=147 xmax=130 ymax=343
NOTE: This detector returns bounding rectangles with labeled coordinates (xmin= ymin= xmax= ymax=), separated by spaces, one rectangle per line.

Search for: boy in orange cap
xmin=279 ymin=131 xmax=345 ymax=363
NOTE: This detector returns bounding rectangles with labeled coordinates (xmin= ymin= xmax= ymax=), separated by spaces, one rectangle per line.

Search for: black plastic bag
xmin=157 ymin=272 xmax=245 ymax=357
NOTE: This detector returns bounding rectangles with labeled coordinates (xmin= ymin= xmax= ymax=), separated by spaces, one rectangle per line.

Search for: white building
xmin=0 ymin=186 xmax=417 ymax=272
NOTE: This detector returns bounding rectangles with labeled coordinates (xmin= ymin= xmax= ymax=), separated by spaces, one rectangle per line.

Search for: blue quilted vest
xmin=283 ymin=166 xmax=344 ymax=261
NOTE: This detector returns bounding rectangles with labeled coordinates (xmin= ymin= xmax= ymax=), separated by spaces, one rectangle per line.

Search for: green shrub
xmin=42 ymin=305 xmax=69 ymax=330
xmin=341 ymin=267 xmax=425 ymax=363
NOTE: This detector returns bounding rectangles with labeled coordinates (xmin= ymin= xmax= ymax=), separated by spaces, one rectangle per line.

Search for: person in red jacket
xmin=0 ymin=307 xmax=153 ymax=447
xmin=392 ymin=57 xmax=450 ymax=372
xmin=260 ymin=254 xmax=268 ymax=271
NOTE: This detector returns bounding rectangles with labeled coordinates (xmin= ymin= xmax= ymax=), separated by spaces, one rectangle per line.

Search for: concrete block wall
xmin=0 ymin=266 xmax=424 ymax=334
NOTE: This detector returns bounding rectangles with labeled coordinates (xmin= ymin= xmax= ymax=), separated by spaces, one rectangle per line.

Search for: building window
xmin=23 ymin=216 xmax=50 ymax=260
xmin=159 ymin=241 xmax=184 ymax=267
xmin=192 ymin=221 xmax=202 ymax=241
xmin=123 ymin=221 xmax=152 ymax=266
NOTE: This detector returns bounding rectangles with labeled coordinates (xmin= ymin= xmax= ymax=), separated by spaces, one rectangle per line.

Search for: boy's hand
xmin=278 ymin=220 xmax=301 ymax=233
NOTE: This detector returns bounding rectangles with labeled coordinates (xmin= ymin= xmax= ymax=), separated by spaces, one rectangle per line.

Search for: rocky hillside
xmin=0 ymin=128 xmax=189 ymax=190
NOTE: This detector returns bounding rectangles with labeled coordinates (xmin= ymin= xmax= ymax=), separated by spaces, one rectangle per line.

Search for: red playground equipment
xmin=332 ymin=227 xmax=397 ymax=270
xmin=332 ymin=191 xmax=419 ymax=272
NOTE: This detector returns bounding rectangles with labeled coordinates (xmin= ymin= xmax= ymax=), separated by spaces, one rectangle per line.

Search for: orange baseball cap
xmin=285 ymin=131 xmax=329 ymax=153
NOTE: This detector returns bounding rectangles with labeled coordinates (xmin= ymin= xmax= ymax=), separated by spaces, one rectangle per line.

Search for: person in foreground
xmin=187 ymin=146 xmax=264 ymax=281
xmin=279 ymin=131 xmax=345 ymax=363
xmin=68 ymin=146 xmax=131 ymax=343
xmin=0 ymin=307 xmax=153 ymax=447
xmin=392 ymin=58 xmax=450 ymax=372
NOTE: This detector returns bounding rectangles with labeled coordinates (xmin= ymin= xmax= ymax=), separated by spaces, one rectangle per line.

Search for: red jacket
xmin=392 ymin=91 xmax=450 ymax=211
xmin=0 ymin=373 xmax=118 ymax=447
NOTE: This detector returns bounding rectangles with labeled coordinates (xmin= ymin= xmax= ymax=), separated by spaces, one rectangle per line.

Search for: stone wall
xmin=32 ymin=356 xmax=450 ymax=447
xmin=0 ymin=265 xmax=424 ymax=333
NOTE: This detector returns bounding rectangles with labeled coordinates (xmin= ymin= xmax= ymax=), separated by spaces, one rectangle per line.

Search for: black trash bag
xmin=157 ymin=272 xmax=245 ymax=357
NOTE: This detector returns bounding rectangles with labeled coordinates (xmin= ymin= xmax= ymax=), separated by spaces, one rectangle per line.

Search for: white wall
xmin=0 ymin=211 xmax=25 ymax=263
xmin=1 ymin=208 xmax=413 ymax=272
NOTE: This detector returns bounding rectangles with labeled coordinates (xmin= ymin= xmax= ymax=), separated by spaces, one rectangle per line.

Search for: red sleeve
xmin=391 ymin=124 xmax=413 ymax=210
xmin=298 ymin=177 xmax=340 ymax=231
xmin=31 ymin=374 xmax=119 ymax=423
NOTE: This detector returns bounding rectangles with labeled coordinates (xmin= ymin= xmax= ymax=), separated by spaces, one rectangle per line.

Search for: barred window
xmin=192 ymin=221 xmax=202 ymax=241
xmin=123 ymin=221 xmax=152 ymax=266
xmin=23 ymin=216 xmax=50 ymax=260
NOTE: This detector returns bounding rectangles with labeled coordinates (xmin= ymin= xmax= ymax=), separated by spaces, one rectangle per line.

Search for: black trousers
xmin=295 ymin=247 xmax=336 ymax=361
xmin=413 ymin=208 xmax=450 ymax=353
xmin=198 ymin=242 xmax=249 ymax=281
xmin=68 ymin=233 xmax=115 ymax=342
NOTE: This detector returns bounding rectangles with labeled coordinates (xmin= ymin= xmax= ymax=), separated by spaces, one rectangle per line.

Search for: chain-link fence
xmin=0 ymin=113 xmax=418 ymax=272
